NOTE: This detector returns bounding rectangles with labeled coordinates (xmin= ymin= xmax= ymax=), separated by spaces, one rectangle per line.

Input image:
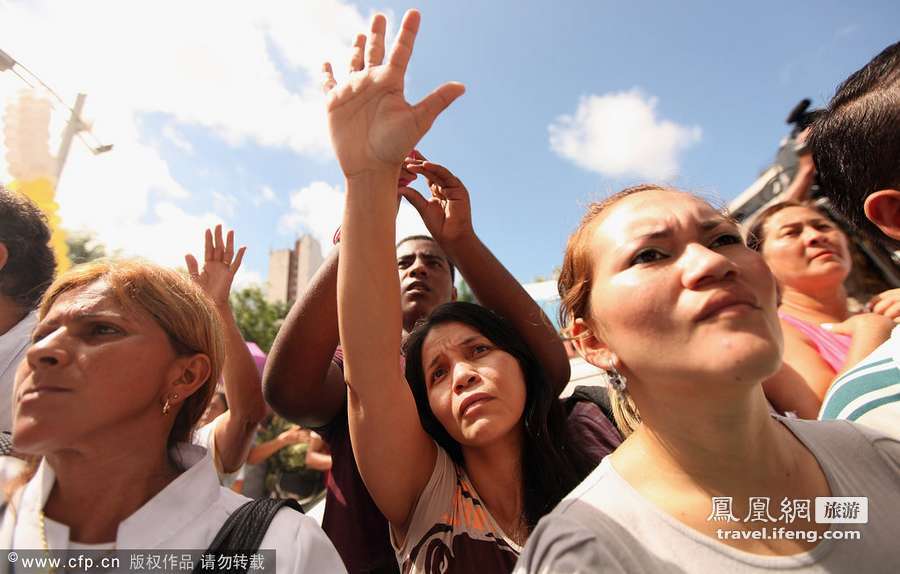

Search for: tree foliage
xmin=65 ymin=230 xmax=111 ymax=264
xmin=456 ymin=278 xmax=476 ymax=303
xmin=230 ymin=286 xmax=289 ymax=352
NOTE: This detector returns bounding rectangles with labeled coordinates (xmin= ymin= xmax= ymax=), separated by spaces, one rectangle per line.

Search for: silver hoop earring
xmin=606 ymin=363 xmax=627 ymax=392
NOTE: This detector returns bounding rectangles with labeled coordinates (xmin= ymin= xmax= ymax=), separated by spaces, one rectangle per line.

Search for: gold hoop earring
xmin=162 ymin=393 xmax=179 ymax=415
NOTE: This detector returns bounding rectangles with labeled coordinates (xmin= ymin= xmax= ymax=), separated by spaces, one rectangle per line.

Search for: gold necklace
xmin=38 ymin=510 xmax=117 ymax=574
xmin=37 ymin=510 xmax=57 ymax=574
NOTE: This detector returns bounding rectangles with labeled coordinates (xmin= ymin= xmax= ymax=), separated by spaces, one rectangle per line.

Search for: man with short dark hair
xmin=808 ymin=41 xmax=900 ymax=437
xmin=0 ymin=187 xmax=56 ymax=432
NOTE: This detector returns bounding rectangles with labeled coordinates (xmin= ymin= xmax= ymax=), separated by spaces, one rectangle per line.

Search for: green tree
xmin=456 ymin=278 xmax=476 ymax=303
xmin=230 ymin=286 xmax=289 ymax=352
xmin=65 ymin=230 xmax=110 ymax=264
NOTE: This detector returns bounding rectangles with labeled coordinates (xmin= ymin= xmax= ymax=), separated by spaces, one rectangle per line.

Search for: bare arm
xmin=186 ymin=226 xmax=267 ymax=473
xmin=263 ymin=248 xmax=347 ymax=428
xmin=773 ymin=316 xmax=893 ymax=411
xmin=445 ymin=235 xmax=569 ymax=393
xmin=324 ymin=10 xmax=464 ymax=531
xmin=403 ymin=160 xmax=570 ymax=394
xmin=305 ymin=432 xmax=333 ymax=472
xmin=246 ymin=425 xmax=310 ymax=465
xmin=762 ymin=362 xmax=824 ymax=419
xmin=247 ymin=435 xmax=290 ymax=465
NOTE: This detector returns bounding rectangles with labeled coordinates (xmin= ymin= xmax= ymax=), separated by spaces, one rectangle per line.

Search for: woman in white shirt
xmin=515 ymin=185 xmax=900 ymax=573
xmin=0 ymin=259 xmax=344 ymax=573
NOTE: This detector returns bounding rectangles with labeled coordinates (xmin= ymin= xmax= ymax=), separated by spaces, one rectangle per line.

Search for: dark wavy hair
xmin=403 ymin=301 xmax=594 ymax=530
xmin=0 ymin=187 xmax=56 ymax=309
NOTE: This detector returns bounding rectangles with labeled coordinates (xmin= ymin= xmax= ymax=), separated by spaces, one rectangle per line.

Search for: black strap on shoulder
xmin=193 ymin=498 xmax=303 ymax=573
xmin=565 ymin=385 xmax=615 ymax=422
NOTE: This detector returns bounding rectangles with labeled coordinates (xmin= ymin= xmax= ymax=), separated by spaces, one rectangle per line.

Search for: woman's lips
xmin=459 ymin=393 xmax=493 ymax=417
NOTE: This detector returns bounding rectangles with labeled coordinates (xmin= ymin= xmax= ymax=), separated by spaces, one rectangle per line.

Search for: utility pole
xmin=55 ymin=93 xmax=86 ymax=181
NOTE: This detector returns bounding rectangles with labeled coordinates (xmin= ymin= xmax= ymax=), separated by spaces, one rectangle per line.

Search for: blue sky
xmin=1 ymin=0 xmax=898 ymax=287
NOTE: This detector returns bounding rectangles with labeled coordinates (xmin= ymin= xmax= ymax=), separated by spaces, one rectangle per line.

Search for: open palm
xmin=323 ymin=11 xmax=464 ymax=178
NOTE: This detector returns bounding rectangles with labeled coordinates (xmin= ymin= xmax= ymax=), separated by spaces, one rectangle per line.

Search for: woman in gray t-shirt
xmin=516 ymin=187 xmax=900 ymax=573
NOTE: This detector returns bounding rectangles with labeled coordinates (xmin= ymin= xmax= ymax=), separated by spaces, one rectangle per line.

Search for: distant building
xmin=267 ymin=235 xmax=324 ymax=305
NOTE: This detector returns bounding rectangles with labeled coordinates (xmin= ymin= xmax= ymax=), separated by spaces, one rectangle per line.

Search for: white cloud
xmin=212 ymin=191 xmax=239 ymax=219
xmin=0 ymin=0 xmax=376 ymax=266
xmin=234 ymin=268 xmax=264 ymax=290
xmin=549 ymin=89 xmax=702 ymax=181
xmin=280 ymin=180 xmax=429 ymax=258
xmin=253 ymin=184 xmax=279 ymax=206
xmin=162 ymin=124 xmax=194 ymax=154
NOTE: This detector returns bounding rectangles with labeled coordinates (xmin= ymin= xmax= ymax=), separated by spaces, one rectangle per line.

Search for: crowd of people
xmin=0 ymin=9 xmax=898 ymax=573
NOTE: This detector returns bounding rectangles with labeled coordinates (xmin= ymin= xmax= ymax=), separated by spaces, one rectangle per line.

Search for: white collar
xmin=14 ymin=443 xmax=221 ymax=549
xmin=0 ymin=311 xmax=37 ymax=374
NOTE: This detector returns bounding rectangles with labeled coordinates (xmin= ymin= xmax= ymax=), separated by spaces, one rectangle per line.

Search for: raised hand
xmin=322 ymin=10 xmax=465 ymax=179
xmin=401 ymin=157 xmax=474 ymax=245
xmin=185 ymin=224 xmax=246 ymax=307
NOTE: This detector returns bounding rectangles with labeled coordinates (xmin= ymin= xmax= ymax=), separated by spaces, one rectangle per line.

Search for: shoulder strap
xmin=193 ymin=498 xmax=303 ymax=573
xmin=565 ymin=385 xmax=615 ymax=423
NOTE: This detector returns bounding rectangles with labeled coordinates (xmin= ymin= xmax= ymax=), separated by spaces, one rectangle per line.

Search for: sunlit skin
xmin=12 ymin=279 xmax=211 ymax=544
xmin=197 ymin=393 xmax=227 ymax=429
xmin=420 ymin=322 xmax=526 ymax=447
xmin=579 ymin=190 xmax=783 ymax=392
xmin=760 ymin=206 xmax=852 ymax=300
xmin=572 ymin=190 xmax=832 ymax=555
xmin=397 ymin=239 xmax=456 ymax=333
xmin=14 ymin=280 xmax=199 ymax=455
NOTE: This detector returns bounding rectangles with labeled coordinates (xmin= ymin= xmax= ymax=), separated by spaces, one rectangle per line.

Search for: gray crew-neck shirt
xmin=515 ymin=417 xmax=900 ymax=573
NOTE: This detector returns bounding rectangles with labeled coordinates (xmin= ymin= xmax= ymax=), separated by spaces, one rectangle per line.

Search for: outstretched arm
xmin=325 ymin=10 xmax=464 ymax=532
xmin=402 ymin=160 xmax=571 ymax=393
xmin=186 ymin=226 xmax=267 ymax=472
xmin=263 ymin=248 xmax=347 ymax=428
xmin=263 ymin=164 xmax=420 ymax=428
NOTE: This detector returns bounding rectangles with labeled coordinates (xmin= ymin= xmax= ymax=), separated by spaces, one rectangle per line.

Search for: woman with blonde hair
xmin=516 ymin=185 xmax=900 ymax=572
xmin=0 ymin=259 xmax=343 ymax=572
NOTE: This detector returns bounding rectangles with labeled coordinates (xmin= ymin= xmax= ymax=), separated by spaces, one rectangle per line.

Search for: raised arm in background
xmin=262 ymin=249 xmax=346 ymax=428
xmin=402 ymin=160 xmax=570 ymax=392
xmin=186 ymin=225 xmax=267 ymax=472
xmin=325 ymin=10 xmax=464 ymax=532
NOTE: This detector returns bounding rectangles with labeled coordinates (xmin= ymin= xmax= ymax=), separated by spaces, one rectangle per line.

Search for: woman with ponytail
xmin=517 ymin=185 xmax=900 ymax=573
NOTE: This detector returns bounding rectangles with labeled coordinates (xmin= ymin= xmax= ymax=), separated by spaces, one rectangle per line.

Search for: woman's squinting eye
xmin=473 ymin=343 xmax=490 ymax=355
xmin=90 ymin=323 xmax=122 ymax=336
xmin=630 ymin=248 xmax=667 ymax=266
xmin=430 ymin=366 xmax=447 ymax=384
xmin=710 ymin=233 xmax=743 ymax=248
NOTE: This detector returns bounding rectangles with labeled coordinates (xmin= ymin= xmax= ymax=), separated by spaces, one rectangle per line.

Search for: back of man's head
xmin=809 ymin=41 xmax=900 ymax=249
xmin=0 ymin=187 xmax=56 ymax=310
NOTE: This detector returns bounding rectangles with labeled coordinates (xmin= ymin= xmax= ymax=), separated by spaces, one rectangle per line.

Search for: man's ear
xmin=0 ymin=243 xmax=8 ymax=274
xmin=163 ymin=353 xmax=213 ymax=408
xmin=864 ymin=189 xmax=900 ymax=241
xmin=570 ymin=317 xmax=615 ymax=369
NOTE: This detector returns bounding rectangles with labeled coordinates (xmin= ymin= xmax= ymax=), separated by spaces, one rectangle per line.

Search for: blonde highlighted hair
xmin=38 ymin=258 xmax=225 ymax=447
xmin=4 ymin=259 xmax=225 ymax=506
